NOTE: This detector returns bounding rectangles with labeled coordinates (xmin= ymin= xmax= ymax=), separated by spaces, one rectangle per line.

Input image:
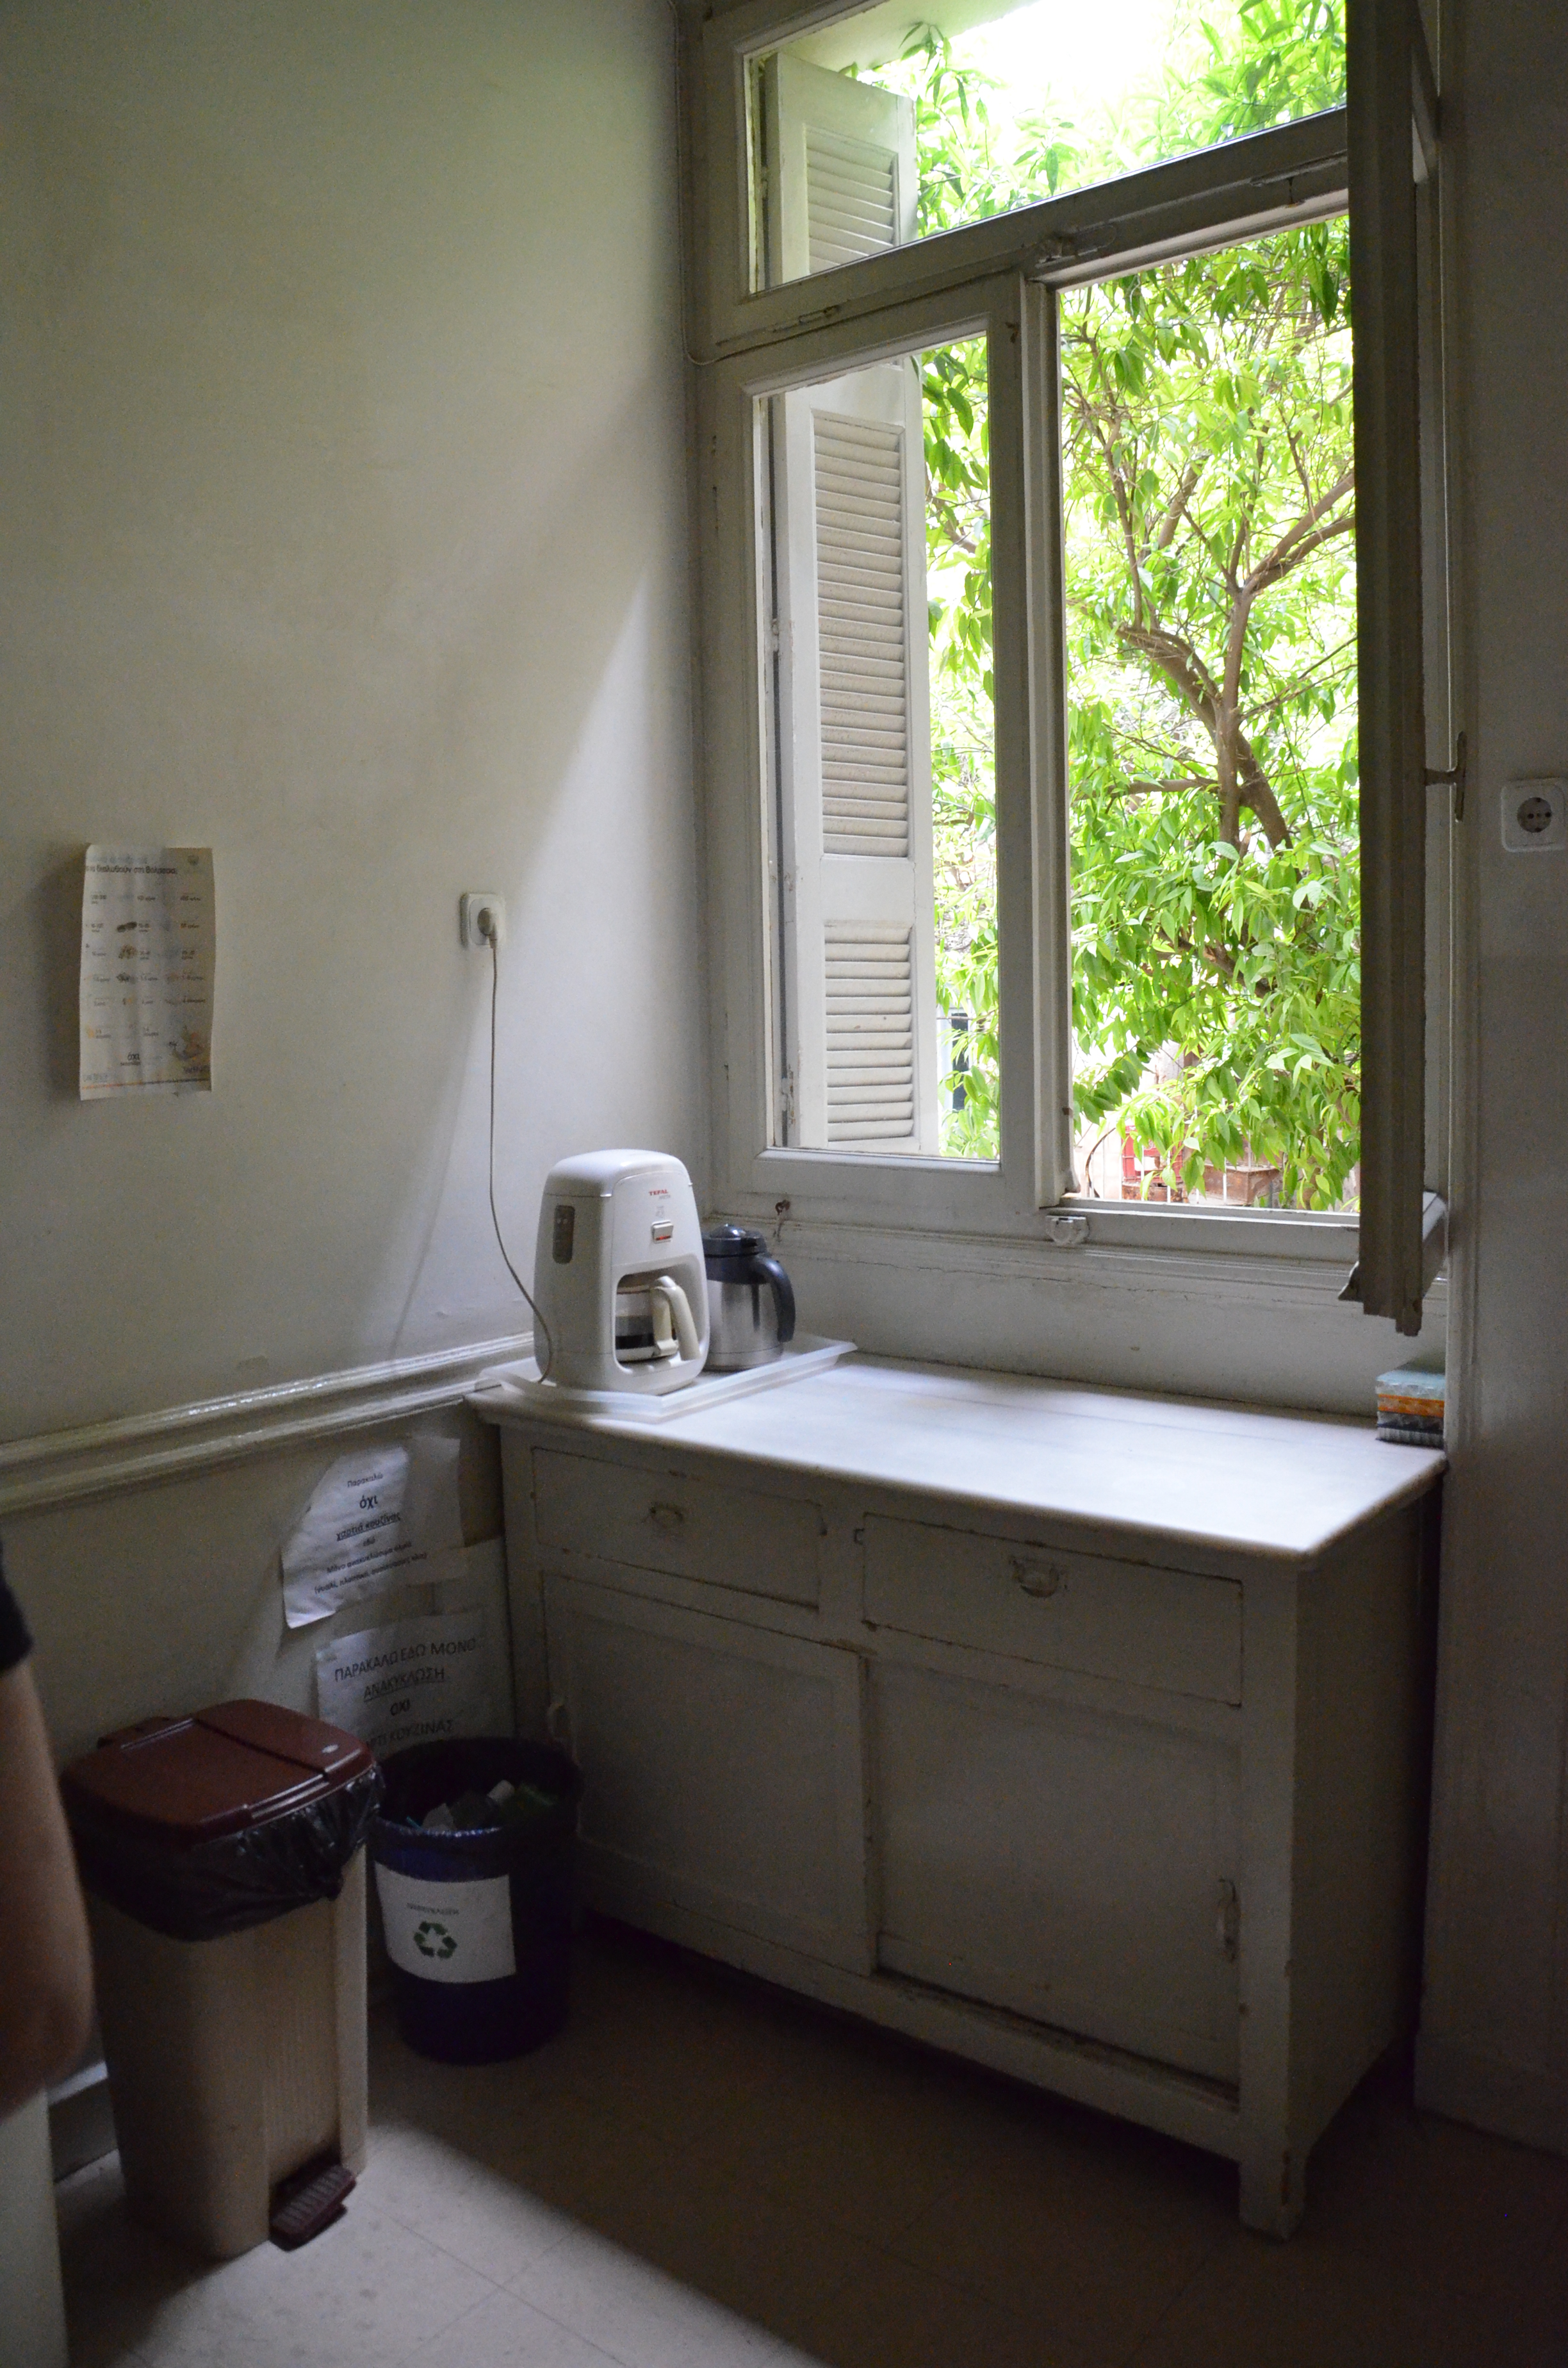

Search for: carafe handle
xmin=651 ymin=1274 xmax=701 ymax=1362
xmin=748 ymin=1251 xmax=796 ymax=1345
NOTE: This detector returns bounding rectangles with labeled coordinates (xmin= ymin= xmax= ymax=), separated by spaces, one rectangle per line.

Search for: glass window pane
xmin=751 ymin=1 xmax=1346 ymax=294
xmin=761 ymin=336 xmax=996 ymax=1158
xmin=1061 ymin=222 xmax=1359 ymax=1210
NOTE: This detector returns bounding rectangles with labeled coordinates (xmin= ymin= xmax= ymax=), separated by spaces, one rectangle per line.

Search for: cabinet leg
xmin=1239 ymin=2137 xmax=1306 ymax=2237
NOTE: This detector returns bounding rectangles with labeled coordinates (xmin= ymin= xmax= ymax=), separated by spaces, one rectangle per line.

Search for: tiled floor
xmin=58 ymin=1922 xmax=1568 ymax=2368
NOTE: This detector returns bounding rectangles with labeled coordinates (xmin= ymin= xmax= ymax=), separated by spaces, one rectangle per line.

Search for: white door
xmin=545 ymin=1576 xmax=872 ymax=1974
xmin=870 ymin=1664 xmax=1241 ymax=2080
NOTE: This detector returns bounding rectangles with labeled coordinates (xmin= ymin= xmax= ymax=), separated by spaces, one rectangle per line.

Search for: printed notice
xmin=314 ymin=1607 xmax=491 ymax=1756
xmin=79 ymin=846 xmax=215 ymax=1099
xmin=281 ymin=1435 xmax=464 ymax=1628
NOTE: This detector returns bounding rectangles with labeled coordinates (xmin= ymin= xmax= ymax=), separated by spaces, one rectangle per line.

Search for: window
xmin=697 ymin=0 xmax=1447 ymax=1333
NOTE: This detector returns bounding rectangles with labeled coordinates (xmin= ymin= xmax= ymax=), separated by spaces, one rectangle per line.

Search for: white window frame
xmin=690 ymin=0 xmax=1450 ymax=1319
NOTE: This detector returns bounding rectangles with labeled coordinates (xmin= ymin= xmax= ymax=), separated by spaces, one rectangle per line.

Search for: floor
xmin=58 ymin=1921 xmax=1568 ymax=2368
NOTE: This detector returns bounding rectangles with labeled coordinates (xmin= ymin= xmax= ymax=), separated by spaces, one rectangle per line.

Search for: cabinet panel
xmin=535 ymin=1449 xmax=822 ymax=1607
xmin=863 ymin=1515 xmax=1241 ymax=1704
xmin=546 ymin=1577 xmax=869 ymax=1970
xmin=872 ymin=1663 xmax=1239 ymax=2080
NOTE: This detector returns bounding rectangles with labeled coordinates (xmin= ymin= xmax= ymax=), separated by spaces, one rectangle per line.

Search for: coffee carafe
xmin=702 ymin=1225 xmax=796 ymax=1372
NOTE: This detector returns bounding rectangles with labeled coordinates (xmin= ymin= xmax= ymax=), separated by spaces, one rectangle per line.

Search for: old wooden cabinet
xmin=474 ymin=1354 xmax=1442 ymax=2234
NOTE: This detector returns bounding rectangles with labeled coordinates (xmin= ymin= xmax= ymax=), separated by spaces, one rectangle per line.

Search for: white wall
xmin=0 ymin=0 xmax=699 ymax=1750
xmin=1416 ymin=0 xmax=1568 ymax=2154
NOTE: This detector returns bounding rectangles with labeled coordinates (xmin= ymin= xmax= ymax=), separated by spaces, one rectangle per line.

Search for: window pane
xmin=762 ymin=336 xmax=996 ymax=1158
xmin=1061 ymin=223 xmax=1359 ymax=1210
xmin=751 ymin=1 xmax=1346 ymax=294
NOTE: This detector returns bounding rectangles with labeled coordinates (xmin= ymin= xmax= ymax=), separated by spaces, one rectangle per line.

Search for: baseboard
xmin=1414 ymin=2030 xmax=1568 ymax=2157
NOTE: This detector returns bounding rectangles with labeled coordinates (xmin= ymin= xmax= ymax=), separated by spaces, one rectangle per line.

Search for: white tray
xmin=466 ymin=1334 xmax=856 ymax=1427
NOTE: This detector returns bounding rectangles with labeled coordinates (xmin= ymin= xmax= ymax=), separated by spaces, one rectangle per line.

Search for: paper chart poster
xmin=281 ymin=1435 xmax=465 ymax=1628
xmin=79 ymin=846 xmax=215 ymax=1099
xmin=314 ymin=1607 xmax=491 ymax=1757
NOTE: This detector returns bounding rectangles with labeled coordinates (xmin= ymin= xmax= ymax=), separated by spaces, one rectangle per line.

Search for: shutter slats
xmin=824 ymin=923 xmax=916 ymax=1146
xmin=814 ymin=413 xmax=911 ymax=860
xmin=804 ymin=129 xmax=898 ymax=274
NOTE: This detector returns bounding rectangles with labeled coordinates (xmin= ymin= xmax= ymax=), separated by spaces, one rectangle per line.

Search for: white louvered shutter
xmin=773 ymin=359 xmax=938 ymax=1153
xmin=757 ymin=53 xmax=917 ymax=286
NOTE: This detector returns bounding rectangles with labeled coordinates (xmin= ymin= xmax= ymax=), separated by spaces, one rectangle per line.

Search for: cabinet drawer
xmin=862 ymin=1516 xmax=1241 ymax=1703
xmin=533 ymin=1449 xmax=822 ymax=1607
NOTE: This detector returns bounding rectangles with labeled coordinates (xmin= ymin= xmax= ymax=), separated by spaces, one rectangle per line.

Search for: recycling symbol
xmin=413 ymin=1919 xmax=457 ymax=1961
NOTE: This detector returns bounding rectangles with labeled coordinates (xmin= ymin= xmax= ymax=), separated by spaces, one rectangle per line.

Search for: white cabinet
xmin=478 ymin=1355 xmax=1442 ymax=2235
xmin=544 ymin=1577 xmax=870 ymax=1973
xmin=871 ymin=1662 xmax=1240 ymax=2081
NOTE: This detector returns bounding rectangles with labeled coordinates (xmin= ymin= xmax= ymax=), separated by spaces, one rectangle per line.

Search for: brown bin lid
xmin=62 ymin=1698 xmax=375 ymax=1845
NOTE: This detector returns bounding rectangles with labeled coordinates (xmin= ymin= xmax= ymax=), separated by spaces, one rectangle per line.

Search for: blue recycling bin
xmin=371 ymin=1738 xmax=582 ymax=2064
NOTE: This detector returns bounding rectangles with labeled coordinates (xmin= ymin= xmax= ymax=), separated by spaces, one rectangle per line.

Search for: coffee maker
xmin=531 ymin=1150 xmax=709 ymax=1395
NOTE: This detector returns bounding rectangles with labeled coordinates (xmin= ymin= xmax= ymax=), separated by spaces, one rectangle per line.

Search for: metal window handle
xmin=1011 ymin=1559 xmax=1063 ymax=1599
xmin=648 ymin=1502 xmax=685 ymax=1532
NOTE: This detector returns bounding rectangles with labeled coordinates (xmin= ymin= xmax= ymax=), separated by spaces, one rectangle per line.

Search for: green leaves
xmin=899 ymin=4 xmax=1355 ymax=1201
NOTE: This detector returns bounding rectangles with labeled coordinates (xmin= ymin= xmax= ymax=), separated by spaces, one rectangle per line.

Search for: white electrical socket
xmin=459 ymin=891 xmax=507 ymax=949
xmin=1501 ymin=780 xmax=1567 ymax=853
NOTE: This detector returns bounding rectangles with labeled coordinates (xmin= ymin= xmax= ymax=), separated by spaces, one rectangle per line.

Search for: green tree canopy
xmin=874 ymin=1 xmax=1357 ymax=1206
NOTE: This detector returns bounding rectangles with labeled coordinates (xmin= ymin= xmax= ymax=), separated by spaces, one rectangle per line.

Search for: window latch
xmin=1042 ymin=1211 xmax=1088 ymax=1247
xmin=1425 ymin=730 xmax=1467 ymax=821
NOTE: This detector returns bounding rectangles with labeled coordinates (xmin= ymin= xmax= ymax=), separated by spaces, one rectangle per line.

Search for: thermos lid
xmin=703 ymin=1222 xmax=767 ymax=1276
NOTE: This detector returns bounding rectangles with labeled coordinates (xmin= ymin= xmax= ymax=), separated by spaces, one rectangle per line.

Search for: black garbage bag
xmin=69 ymin=1765 xmax=382 ymax=1942
xmin=63 ymin=1700 xmax=384 ymax=1943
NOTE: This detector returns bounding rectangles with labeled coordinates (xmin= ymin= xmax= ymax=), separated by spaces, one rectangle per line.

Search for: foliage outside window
xmin=884 ymin=4 xmax=1359 ymax=1208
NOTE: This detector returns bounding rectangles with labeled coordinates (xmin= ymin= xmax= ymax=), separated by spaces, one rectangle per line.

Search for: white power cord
xmin=485 ymin=925 xmax=553 ymax=1379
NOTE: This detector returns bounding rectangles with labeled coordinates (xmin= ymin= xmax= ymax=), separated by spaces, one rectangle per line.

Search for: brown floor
xmin=58 ymin=1921 xmax=1568 ymax=2368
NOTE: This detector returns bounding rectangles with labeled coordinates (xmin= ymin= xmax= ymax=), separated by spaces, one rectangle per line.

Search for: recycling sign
xmin=374 ymin=1865 xmax=516 ymax=1986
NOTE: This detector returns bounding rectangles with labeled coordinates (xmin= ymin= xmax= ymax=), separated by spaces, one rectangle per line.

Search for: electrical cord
xmin=486 ymin=927 xmax=553 ymax=1379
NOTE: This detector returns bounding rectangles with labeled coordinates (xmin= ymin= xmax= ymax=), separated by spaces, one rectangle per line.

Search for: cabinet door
xmin=871 ymin=1665 xmax=1239 ymax=2080
xmin=545 ymin=1577 xmax=871 ymax=1973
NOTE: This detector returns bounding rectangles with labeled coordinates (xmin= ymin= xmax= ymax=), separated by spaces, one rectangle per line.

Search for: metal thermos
xmin=702 ymin=1225 xmax=796 ymax=1372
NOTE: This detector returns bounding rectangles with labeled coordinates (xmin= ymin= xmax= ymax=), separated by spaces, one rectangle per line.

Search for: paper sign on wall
xmin=79 ymin=846 xmax=215 ymax=1099
xmin=314 ymin=1606 xmax=491 ymax=1755
xmin=282 ymin=1435 xmax=464 ymax=1628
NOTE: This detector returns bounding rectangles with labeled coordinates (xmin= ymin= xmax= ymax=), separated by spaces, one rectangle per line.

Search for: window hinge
xmin=780 ymin=1066 xmax=796 ymax=1135
xmin=767 ymin=613 xmax=781 ymax=654
xmin=1426 ymin=730 xmax=1467 ymax=821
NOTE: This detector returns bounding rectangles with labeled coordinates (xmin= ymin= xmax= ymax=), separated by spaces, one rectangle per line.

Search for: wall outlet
xmin=1501 ymin=779 xmax=1567 ymax=853
xmin=459 ymin=891 xmax=507 ymax=949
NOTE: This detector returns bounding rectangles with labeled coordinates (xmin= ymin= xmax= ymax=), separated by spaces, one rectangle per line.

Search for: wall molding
xmin=0 ymin=1334 xmax=532 ymax=1521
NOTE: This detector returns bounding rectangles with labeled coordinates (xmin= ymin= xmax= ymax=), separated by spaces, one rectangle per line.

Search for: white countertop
xmin=475 ymin=1352 xmax=1444 ymax=1566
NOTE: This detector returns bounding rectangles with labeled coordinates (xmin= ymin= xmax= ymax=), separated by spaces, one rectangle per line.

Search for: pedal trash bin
xmin=62 ymin=1699 xmax=380 ymax=2259
xmin=372 ymin=1737 xmax=582 ymax=2064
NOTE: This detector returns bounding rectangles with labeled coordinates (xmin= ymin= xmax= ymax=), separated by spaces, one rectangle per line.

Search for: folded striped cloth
xmin=1375 ymin=1367 xmax=1445 ymax=1447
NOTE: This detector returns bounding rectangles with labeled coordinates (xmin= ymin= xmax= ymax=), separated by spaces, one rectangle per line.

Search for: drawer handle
xmin=1011 ymin=1559 xmax=1063 ymax=1599
xmin=648 ymin=1502 xmax=686 ymax=1533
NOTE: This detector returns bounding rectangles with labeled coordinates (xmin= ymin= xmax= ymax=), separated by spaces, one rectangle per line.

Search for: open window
xmin=699 ymin=0 xmax=1450 ymax=1340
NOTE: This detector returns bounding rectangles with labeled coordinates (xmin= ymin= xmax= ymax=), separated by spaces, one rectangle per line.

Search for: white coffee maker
xmin=531 ymin=1149 xmax=710 ymax=1395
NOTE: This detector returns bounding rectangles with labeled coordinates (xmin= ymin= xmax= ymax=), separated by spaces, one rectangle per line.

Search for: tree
xmin=876 ymin=1 xmax=1356 ymax=1204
